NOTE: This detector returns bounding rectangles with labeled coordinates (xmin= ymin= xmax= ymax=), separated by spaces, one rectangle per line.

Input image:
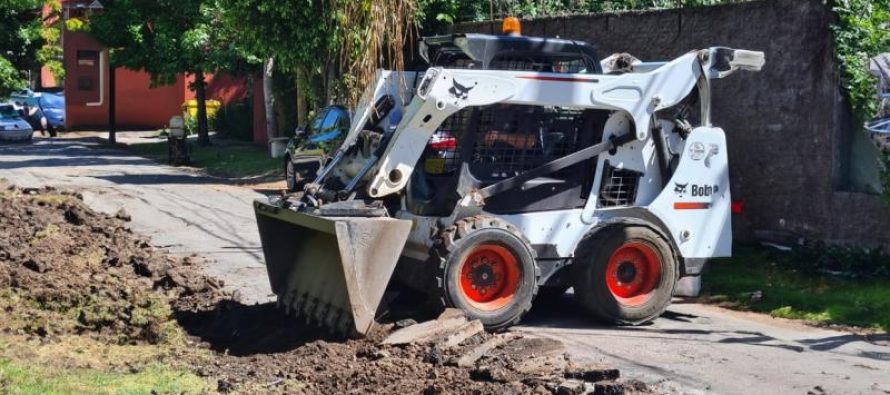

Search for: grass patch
xmin=0 ymin=334 xmax=211 ymax=395
xmin=702 ymin=246 xmax=890 ymax=331
xmin=128 ymin=139 xmax=281 ymax=180
xmin=0 ymin=359 xmax=209 ymax=395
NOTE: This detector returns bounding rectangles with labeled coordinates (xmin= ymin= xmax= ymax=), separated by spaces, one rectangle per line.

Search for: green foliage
xmin=88 ymin=0 xmax=255 ymax=85
xmin=831 ymin=0 xmax=890 ymax=119
xmin=214 ymin=99 xmax=253 ymax=141
xmin=415 ymin=0 xmax=745 ymax=33
xmin=36 ymin=0 xmax=63 ymax=81
xmin=0 ymin=0 xmax=62 ymax=97
xmin=788 ymin=241 xmax=890 ymax=279
xmin=831 ymin=0 xmax=890 ymax=201
xmin=0 ymin=57 xmax=27 ymax=98
xmin=704 ymin=246 xmax=890 ymax=330
xmin=416 ymin=0 xmax=489 ymax=33
xmin=220 ymin=1 xmax=416 ymax=106
xmin=219 ymin=1 xmax=332 ymax=76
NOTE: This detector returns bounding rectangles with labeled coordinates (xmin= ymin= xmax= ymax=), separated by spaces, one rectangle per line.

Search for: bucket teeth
xmin=324 ymin=307 xmax=341 ymax=331
xmin=337 ymin=314 xmax=354 ymax=337
xmin=290 ymin=292 xmax=306 ymax=316
xmin=314 ymin=302 xmax=331 ymax=327
xmin=303 ymin=298 xmax=318 ymax=325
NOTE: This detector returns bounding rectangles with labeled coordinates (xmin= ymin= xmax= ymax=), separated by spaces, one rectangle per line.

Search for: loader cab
xmin=419 ymin=33 xmax=603 ymax=74
xmin=409 ymin=34 xmax=614 ymax=217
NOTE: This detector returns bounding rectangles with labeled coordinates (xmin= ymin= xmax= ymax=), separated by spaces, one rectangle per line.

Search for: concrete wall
xmin=458 ymin=0 xmax=890 ymax=247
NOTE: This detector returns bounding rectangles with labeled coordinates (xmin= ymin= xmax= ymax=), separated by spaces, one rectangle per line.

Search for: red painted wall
xmin=52 ymin=0 xmax=254 ymax=132
xmin=115 ymin=69 xmax=186 ymax=128
xmin=62 ymin=30 xmax=249 ymax=130
xmin=63 ymin=30 xmax=112 ymax=129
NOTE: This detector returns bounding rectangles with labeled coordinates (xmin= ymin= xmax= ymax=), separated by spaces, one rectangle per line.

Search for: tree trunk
xmin=195 ymin=69 xmax=211 ymax=146
xmin=262 ymin=58 xmax=277 ymax=143
xmin=108 ymin=62 xmax=116 ymax=144
xmin=296 ymin=68 xmax=308 ymax=127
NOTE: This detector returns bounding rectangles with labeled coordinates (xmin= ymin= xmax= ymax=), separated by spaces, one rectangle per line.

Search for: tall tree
xmin=220 ymin=0 xmax=417 ymax=110
xmin=0 ymin=0 xmax=63 ymax=98
xmin=86 ymin=0 xmax=254 ymax=146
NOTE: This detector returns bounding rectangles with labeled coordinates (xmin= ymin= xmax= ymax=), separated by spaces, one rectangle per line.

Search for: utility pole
xmin=108 ymin=59 xmax=116 ymax=144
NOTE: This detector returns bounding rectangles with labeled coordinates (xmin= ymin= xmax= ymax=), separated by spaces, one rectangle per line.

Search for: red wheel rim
xmin=605 ymin=242 xmax=661 ymax=306
xmin=458 ymin=244 xmax=521 ymax=311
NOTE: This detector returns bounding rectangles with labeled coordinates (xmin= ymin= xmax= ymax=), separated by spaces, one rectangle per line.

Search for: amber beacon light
xmin=502 ymin=16 xmax=521 ymax=36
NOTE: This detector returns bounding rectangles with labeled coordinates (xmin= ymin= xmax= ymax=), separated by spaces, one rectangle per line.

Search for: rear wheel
xmin=574 ymin=225 xmax=677 ymax=325
xmin=435 ymin=216 xmax=539 ymax=331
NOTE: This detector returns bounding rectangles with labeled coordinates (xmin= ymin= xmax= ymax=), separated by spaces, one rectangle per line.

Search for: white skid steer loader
xmin=254 ymin=33 xmax=765 ymax=337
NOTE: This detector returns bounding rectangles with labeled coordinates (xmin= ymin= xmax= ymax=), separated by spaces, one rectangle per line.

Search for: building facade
xmin=44 ymin=0 xmax=249 ymax=130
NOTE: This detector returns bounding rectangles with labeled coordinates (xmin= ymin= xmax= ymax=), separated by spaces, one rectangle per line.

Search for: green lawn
xmin=0 ymin=360 xmax=209 ymax=395
xmin=702 ymin=246 xmax=890 ymax=331
xmin=128 ymin=139 xmax=282 ymax=180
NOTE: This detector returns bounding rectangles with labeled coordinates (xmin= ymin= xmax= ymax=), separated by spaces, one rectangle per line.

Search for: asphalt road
xmin=2 ymin=136 xmax=888 ymax=394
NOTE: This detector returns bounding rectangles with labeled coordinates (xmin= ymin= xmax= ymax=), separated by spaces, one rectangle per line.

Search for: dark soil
xmin=0 ymin=182 xmax=646 ymax=394
xmin=177 ymin=301 xmax=588 ymax=394
xmin=0 ymin=184 xmax=225 ymax=344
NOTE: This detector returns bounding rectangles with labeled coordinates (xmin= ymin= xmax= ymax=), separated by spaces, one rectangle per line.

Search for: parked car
xmin=9 ymin=89 xmax=38 ymax=108
xmin=284 ymin=105 xmax=351 ymax=191
xmin=38 ymin=92 xmax=65 ymax=132
xmin=0 ymin=103 xmax=34 ymax=142
xmin=9 ymin=89 xmax=64 ymax=136
xmin=283 ymin=100 xmax=462 ymax=191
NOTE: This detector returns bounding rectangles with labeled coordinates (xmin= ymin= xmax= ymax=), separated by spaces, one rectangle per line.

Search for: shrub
xmin=214 ymin=99 xmax=253 ymax=141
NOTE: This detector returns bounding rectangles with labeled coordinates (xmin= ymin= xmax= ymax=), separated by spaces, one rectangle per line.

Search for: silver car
xmin=0 ymin=104 xmax=33 ymax=142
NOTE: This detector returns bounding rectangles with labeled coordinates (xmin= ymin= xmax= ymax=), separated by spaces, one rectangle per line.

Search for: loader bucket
xmin=254 ymin=200 xmax=412 ymax=337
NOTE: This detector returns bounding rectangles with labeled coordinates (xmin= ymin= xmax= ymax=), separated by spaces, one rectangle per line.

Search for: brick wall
xmin=457 ymin=0 xmax=890 ymax=247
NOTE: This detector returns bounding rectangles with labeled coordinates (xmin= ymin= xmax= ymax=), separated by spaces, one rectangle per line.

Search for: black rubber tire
xmin=435 ymin=216 xmax=539 ymax=331
xmin=574 ymin=225 xmax=677 ymax=325
xmin=285 ymin=156 xmax=301 ymax=192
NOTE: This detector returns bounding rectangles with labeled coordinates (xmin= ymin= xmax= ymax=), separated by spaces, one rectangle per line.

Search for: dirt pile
xmin=0 ymin=182 xmax=644 ymax=394
xmin=179 ymin=304 xmax=649 ymax=395
xmin=0 ymin=184 xmax=225 ymax=343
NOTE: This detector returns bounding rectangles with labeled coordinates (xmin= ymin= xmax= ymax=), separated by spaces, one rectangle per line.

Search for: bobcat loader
xmin=254 ymin=32 xmax=765 ymax=336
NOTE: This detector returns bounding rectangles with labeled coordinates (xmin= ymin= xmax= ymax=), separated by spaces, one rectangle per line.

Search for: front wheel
xmin=574 ymin=225 xmax=677 ymax=325
xmin=285 ymin=157 xmax=301 ymax=192
xmin=435 ymin=216 xmax=539 ymax=331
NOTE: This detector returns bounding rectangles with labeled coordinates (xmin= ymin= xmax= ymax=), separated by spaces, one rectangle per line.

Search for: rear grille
xmin=490 ymin=57 xmax=589 ymax=74
xmin=598 ymin=162 xmax=640 ymax=207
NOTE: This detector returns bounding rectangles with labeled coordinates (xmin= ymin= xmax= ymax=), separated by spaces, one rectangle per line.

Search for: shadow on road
xmin=93 ymin=174 xmax=219 ymax=185
xmin=521 ymin=293 xmax=890 ymax=360
xmin=0 ymin=157 xmax=151 ymax=170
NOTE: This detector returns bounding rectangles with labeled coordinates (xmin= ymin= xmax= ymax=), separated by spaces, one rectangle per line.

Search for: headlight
xmin=417 ymin=68 xmax=440 ymax=99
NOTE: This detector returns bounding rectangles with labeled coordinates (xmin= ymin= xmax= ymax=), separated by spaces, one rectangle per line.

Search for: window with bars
xmin=470 ymin=105 xmax=585 ymax=181
xmin=421 ymin=105 xmax=589 ymax=180
xmin=598 ymin=161 xmax=641 ymax=207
